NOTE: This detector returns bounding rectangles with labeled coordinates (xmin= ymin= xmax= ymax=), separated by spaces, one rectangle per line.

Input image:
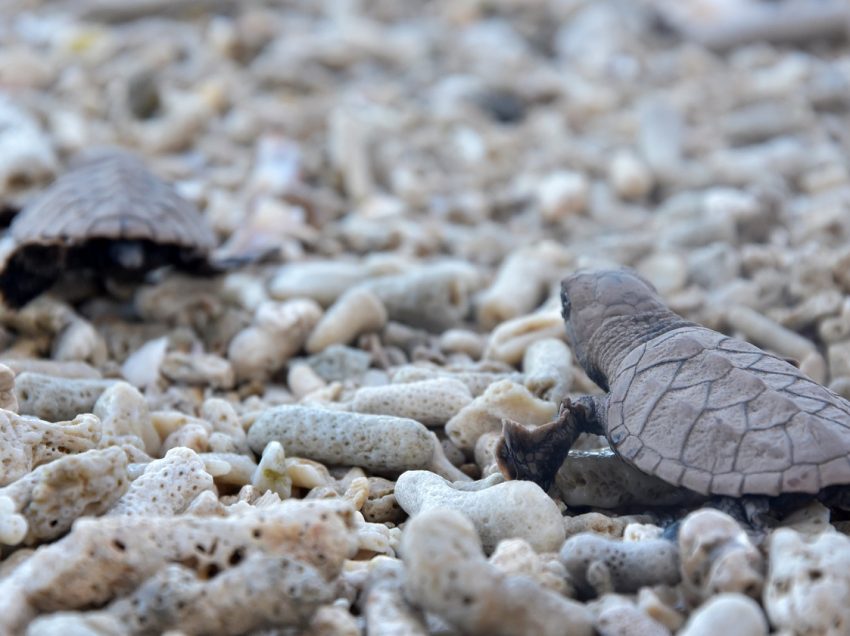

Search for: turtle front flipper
xmin=496 ymin=398 xmax=588 ymax=491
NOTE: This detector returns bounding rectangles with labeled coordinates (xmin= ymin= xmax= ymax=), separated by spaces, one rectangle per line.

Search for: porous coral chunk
xmin=395 ymin=471 xmax=565 ymax=552
xmin=363 ymin=557 xmax=428 ymax=636
xmin=0 ymin=446 xmax=128 ymax=545
xmin=476 ymin=243 xmax=570 ymax=330
xmin=15 ymin=373 xmax=115 ymax=422
xmin=445 ymin=379 xmax=556 ymax=452
xmin=28 ymin=555 xmax=340 ymax=635
xmin=401 ymin=508 xmax=593 ymax=636
xmin=107 ymin=447 xmax=214 ymax=517
xmin=124 ymin=556 xmax=337 ymax=633
xmin=0 ymin=495 xmax=26 ymax=546
xmin=764 ymin=527 xmax=850 ymax=636
xmin=488 ymin=538 xmax=571 ymax=595
xmin=247 ymin=405 xmax=434 ymax=474
xmin=0 ymin=363 xmax=17 ymax=412
xmin=199 ymin=452 xmax=258 ymax=486
xmin=201 ymin=397 xmax=249 ymax=454
xmin=554 ymin=448 xmax=701 ymax=508
xmin=0 ymin=500 xmax=358 ymax=633
xmin=228 ymin=299 xmax=322 ymax=382
xmin=94 ymin=381 xmax=160 ymax=456
xmin=0 ymin=411 xmax=101 ymax=486
xmin=560 ymin=533 xmax=681 ymax=597
xmin=307 ymin=603 xmax=361 ymax=636
xmin=350 ymin=377 xmax=472 ymax=427
xmin=360 ymin=477 xmax=403 ymax=524
xmin=678 ymin=508 xmax=764 ymax=603
xmin=591 ymin=594 xmax=672 ymax=636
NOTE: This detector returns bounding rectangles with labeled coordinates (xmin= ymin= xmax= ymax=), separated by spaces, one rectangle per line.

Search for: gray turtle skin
xmin=0 ymin=149 xmax=216 ymax=307
xmin=497 ymin=269 xmax=850 ymax=499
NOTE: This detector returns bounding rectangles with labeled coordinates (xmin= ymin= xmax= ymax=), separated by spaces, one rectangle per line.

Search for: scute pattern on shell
xmin=607 ymin=326 xmax=850 ymax=497
xmin=11 ymin=150 xmax=215 ymax=250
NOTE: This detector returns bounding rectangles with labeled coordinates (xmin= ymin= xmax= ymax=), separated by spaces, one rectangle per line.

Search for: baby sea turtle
xmin=497 ymin=269 xmax=850 ymax=504
xmin=0 ymin=149 xmax=216 ymax=308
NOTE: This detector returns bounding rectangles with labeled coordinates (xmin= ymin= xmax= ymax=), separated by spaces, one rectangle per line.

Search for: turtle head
xmin=561 ymin=268 xmax=667 ymax=389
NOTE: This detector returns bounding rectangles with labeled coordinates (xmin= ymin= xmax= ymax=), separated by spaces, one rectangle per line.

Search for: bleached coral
xmin=247 ymin=405 xmax=435 ymax=474
xmin=0 ymin=411 xmax=101 ymax=486
xmin=350 ymin=377 xmax=472 ymax=427
xmin=0 ymin=500 xmax=358 ymax=634
xmin=0 ymin=447 xmax=128 ymax=545
xmin=395 ymin=471 xmax=565 ymax=552
xmin=402 ymin=508 xmax=593 ymax=636
xmin=108 ymin=447 xmax=214 ymax=517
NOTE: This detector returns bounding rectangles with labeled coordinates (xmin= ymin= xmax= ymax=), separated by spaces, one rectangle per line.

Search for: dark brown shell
xmin=11 ymin=150 xmax=215 ymax=250
xmin=607 ymin=326 xmax=850 ymax=497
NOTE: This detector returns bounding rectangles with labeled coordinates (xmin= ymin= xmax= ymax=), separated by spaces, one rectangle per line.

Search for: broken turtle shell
xmin=0 ymin=149 xmax=216 ymax=307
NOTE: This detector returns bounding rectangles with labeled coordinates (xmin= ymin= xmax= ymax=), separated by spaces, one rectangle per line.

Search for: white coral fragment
xmin=488 ymin=538 xmax=571 ymax=595
xmin=0 ymin=363 xmax=17 ymax=412
xmin=591 ymin=594 xmax=672 ymax=636
xmin=537 ymin=170 xmax=590 ymax=222
xmin=247 ymin=405 xmax=434 ymax=473
xmin=252 ymin=441 xmax=291 ymax=498
xmin=15 ymin=373 xmax=115 ymax=422
xmin=522 ymin=337 xmax=573 ymax=402
xmin=94 ymin=381 xmax=160 ymax=456
xmin=0 ymin=411 xmax=102 ymax=486
xmin=0 ymin=447 xmax=128 ymax=545
xmin=483 ymin=310 xmax=567 ymax=365
xmin=679 ymin=594 xmax=768 ymax=636
xmin=0 ymin=495 xmax=27 ymax=546
xmin=395 ymin=471 xmax=565 ymax=552
xmin=363 ymin=557 xmax=428 ymax=636
xmin=160 ymin=351 xmax=235 ymax=390
xmin=51 ymin=318 xmax=108 ymax=367
xmin=228 ymin=299 xmax=322 ymax=382
xmin=477 ymin=243 xmax=570 ymax=329
xmin=765 ymin=528 xmax=850 ymax=636
xmin=350 ymin=377 xmax=472 ymax=427
xmin=306 ymin=287 xmax=387 ymax=353
xmin=560 ymin=533 xmax=680 ymax=597
xmin=29 ymin=550 xmax=345 ymax=635
xmin=446 ymin=379 xmax=556 ymax=452
xmin=0 ymin=97 xmax=57 ymax=195
xmin=108 ymin=447 xmax=214 ymax=517
xmin=362 ymin=262 xmax=481 ymax=332
xmin=200 ymin=452 xmax=258 ymax=486
xmin=402 ymin=508 xmax=593 ymax=636
xmin=269 ymin=259 xmax=378 ymax=306
xmin=201 ymin=397 xmax=249 ymax=454
xmin=120 ymin=336 xmax=168 ymax=388
xmin=0 ymin=500 xmax=358 ymax=634
xmin=678 ymin=509 xmax=764 ymax=603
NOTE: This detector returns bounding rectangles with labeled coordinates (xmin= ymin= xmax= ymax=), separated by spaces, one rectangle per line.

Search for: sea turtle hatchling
xmin=0 ymin=149 xmax=216 ymax=308
xmin=497 ymin=268 xmax=850 ymax=506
